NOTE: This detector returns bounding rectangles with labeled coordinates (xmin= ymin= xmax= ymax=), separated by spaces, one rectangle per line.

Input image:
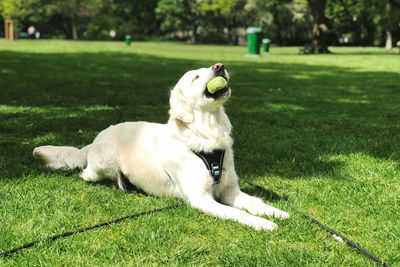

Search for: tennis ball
xmin=207 ymin=77 xmax=228 ymax=93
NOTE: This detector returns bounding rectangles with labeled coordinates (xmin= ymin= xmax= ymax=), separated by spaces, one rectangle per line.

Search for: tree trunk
xmin=385 ymin=30 xmax=392 ymax=52
xmin=308 ymin=0 xmax=330 ymax=53
xmin=229 ymin=16 xmax=239 ymax=46
xmin=152 ymin=18 xmax=161 ymax=36
xmin=71 ymin=17 xmax=78 ymax=40
xmin=272 ymin=0 xmax=282 ymax=45
xmin=384 ymin=3 xmax=392 ymax=52
xmin=232 ymin=34 xmax=239 ymax=46
xmin=191 ymin=24 xmax=198 ymax=44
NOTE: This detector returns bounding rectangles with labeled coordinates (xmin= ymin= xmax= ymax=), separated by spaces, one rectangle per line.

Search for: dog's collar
xmin=193 ymin=149 xmax=225 ymax=185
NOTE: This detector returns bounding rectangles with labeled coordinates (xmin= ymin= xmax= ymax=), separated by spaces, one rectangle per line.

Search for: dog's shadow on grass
xmin=93 ymin=178 xmax=149 ymax=196
xmin=241 ymin=181 xmax=287 ymax=202
xmin=35 ymin=167 xmax=150 ymax=196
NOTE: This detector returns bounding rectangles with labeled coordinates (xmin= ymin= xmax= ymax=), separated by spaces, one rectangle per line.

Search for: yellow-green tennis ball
xmin=207 ymin=77 xmax=228 ymax=93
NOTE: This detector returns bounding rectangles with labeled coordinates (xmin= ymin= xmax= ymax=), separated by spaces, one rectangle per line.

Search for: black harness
xmin=193 ymin=149 xmax=225 ymax=185
xmin=122 ymin=149 xmax=226 ymax=189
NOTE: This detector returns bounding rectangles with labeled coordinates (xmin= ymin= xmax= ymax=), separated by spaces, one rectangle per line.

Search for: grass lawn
xmin=0 ymin=40 xmax=399 ymax=266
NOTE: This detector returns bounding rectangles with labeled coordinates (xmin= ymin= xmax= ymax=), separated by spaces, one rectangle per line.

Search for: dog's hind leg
xmin=79 ymin=143 xmax=119 ymax=183
xmin=80 ymin=163 xmax=101 ymax=182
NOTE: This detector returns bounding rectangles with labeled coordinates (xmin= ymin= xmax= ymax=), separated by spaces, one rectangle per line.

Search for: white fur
xmin=33 ymin=65 xmax=289 ymax=231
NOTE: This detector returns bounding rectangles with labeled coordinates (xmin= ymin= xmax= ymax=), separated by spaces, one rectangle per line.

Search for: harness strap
xmin=193 ymin=149 xmax=225 ymax=185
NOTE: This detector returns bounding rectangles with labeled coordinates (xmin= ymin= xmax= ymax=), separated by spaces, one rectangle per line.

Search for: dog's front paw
xmin=251 ymin=217 xmax=277 ymax=231
xmin=274 ymin=210 xmax=290 ymax=219
xmin=248 ymin=203 xmax=290 ymax=220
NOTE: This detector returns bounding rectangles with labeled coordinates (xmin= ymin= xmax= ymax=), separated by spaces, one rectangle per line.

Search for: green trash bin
xmin=125 ymin=35 xmax=132 ymax=46
xmin=262 ymin=38 xmax=271 ymax=53
xmin=246 ymin=27 xmax=262 ymax=56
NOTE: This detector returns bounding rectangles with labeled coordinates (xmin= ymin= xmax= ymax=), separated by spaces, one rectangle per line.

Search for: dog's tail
xmin=33 ymin=145 xmax=91 ymax=171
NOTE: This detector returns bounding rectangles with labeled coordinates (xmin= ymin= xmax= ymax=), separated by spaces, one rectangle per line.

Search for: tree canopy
xmin=1 ymin=0 xmax=399 ymax=51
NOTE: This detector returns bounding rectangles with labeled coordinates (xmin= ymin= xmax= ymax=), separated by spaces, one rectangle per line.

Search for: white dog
xmin=33 ymin=63 xmax=289 ymax=231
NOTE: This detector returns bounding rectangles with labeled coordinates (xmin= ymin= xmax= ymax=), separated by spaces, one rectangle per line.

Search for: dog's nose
xmin=212 ymin=63 xmax=224 ymax=72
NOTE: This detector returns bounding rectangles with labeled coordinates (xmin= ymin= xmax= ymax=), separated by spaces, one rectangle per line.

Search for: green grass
xmin=0 ymin=40 xmax=399 ymax=266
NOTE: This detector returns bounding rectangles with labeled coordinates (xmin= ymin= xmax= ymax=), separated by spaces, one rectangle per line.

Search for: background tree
xmin=327 ymin=0 xmax=399 ymax=47
xmin=0 ymin=0 xmax=25 ymax=20
xmin=43 ymin=0 xmax=102 ymax=40
xmin=244 ymin=0 xmax=310 ymax=46
xmin=201 ymin=0 xmax=249 ymax=44
xmin=156 ymin=0 xmax=205 ymax=43
xmin=85 ymin=0 xmax=160 ymax=40
xmin=307 ymin=0 xmax=331 ymax=53
xmin=0 ymin=0 xmax=103 ymax=39
xmin=381 ymin=0 xmax=400 ymax=51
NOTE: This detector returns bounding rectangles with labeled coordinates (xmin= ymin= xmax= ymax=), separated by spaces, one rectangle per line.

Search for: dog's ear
xmin=169 ymin=87 xmax=194 ymax=123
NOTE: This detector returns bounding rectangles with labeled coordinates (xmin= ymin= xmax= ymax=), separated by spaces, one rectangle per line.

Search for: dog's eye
xmin=192 ymin=75 xmax=200 ymax=83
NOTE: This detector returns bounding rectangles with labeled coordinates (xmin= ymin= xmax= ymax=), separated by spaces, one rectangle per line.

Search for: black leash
xmin=0 ymin=203 xmax=183 ymax=258
xmin=243 ymin=178 xmax=390 ymax=267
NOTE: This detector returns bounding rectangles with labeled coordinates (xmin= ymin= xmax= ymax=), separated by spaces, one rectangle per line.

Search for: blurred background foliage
xmin=0 ymin=0 xmax=400 ymax=48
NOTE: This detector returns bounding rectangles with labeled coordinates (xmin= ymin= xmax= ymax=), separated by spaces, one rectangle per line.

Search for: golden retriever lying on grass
xmin=33 ymin=63 xmax=289 ymax=231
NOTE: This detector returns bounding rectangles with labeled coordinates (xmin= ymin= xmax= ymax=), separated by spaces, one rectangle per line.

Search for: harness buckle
xmin=211 ymin=163 xmax=220 ymax=177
